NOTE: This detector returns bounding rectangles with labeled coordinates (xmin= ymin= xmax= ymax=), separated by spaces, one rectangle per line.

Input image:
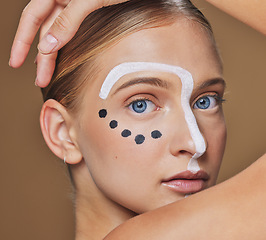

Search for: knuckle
xmin=21 ymin=7 xmax=43 ymax=27
xmin=56 ymin=0 xmax=71 ymax=7
xmin=53 ymin=12 xmax=71 ymax=33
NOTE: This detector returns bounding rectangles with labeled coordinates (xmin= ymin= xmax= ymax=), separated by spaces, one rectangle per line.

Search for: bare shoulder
xmin=104 ymin=154 xmax=266 ymax=240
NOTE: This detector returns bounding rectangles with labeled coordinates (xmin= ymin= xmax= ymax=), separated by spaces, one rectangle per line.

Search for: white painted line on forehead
xmin=99 ymin=62 xmax=206 ymax=169
xmin=99 ymin=62 xmax=190 ymax=99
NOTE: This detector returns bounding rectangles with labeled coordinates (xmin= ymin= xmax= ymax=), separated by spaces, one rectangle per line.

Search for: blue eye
xmin=132 ymin=100 xmax=147 ymax=113
xmin=129 ymin=99 xmax=157 ymax=114
xmin=194 ymin=96 xmax=217 ymax=109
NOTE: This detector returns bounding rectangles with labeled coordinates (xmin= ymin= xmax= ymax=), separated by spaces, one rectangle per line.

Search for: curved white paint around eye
xmin=99 ymin=62 xmax=206 ymax=172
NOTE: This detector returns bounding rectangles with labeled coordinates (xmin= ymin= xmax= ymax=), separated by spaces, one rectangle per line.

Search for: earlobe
xmin=40 ymin=99 xmax=83 ymax=164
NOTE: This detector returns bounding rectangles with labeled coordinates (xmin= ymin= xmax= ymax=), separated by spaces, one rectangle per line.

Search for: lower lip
xmin=162 ymin=179 xmax=206 ymax=194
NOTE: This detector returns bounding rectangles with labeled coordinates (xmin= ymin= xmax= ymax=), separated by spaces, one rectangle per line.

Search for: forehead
xmin=95 ymin=20 xmax=222 ymax=87
xmin=99 ymin=62 xmax=194 ymax=99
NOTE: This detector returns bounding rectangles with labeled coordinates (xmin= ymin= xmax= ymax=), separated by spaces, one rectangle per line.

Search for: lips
xmin=161 ymin=170 xmax=209 ymax=194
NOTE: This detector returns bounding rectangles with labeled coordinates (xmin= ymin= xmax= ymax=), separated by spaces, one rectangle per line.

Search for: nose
xmin=169 ymin=107 xmax=207 ymax=161
xmin=169 ymin=109 xmax=195 ymax=157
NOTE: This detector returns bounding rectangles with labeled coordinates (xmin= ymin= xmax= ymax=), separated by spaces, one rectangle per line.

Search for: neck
xmin=72 ymin=161 xmax=137 ymax=240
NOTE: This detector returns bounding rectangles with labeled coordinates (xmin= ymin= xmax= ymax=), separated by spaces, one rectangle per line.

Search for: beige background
xmin=1 ymin=0 xmax=265 ymax=239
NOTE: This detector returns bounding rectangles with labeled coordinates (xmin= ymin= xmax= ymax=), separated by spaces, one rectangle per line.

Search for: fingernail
xmin=38 ymin=34 xmax=58 ymax=54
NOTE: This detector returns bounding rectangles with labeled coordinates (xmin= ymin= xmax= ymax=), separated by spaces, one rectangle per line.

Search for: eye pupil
xmin=132 ymin=100 xmax=147 ymax=113
xmin=196 ymin=96 xmax=210 ymax=109
xmin=137 ymin=102 xmax=143 ymax=108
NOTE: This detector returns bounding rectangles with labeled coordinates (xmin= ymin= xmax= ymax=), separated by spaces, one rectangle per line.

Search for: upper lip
xmin=162 ymin=170 xmax=210 ymax=182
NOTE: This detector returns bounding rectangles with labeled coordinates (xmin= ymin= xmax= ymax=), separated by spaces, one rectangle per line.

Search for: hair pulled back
xmin=41 ymin=0 xmax=214 ymax=112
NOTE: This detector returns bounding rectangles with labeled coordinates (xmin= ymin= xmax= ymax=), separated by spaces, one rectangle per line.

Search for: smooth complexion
xmin=73 ymin=20 xmax=226 ymax=217
xmin=99 ymin=62 xmax=206 ymax=172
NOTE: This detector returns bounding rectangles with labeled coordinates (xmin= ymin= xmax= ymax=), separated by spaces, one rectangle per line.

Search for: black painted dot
xmin=135 ymin=134 xmax=145 ymax=144
xmin=109 ymin=120 xmax=118 ymax=129
xmin=121 ymin=129 xmax=131 ymax=137
xmin=151 ymin=130 xmax=162 ymax=139
xmin=98 ymin=109 xmax=107 ymax=118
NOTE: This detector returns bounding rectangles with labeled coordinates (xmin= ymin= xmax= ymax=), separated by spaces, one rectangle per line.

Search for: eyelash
xmin=199 ymin=94 xmax=225 ymax=103
xmin=126 ymin=97 xmax=159 ymax=114
xmin=193 ymin=94 xmax=226 ymax=109
xmin=125 ymin=93 xmax=225 ymax=113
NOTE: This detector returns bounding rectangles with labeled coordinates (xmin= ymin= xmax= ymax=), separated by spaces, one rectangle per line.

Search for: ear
xmin=40 ymin=99 xmax=83 ymax=164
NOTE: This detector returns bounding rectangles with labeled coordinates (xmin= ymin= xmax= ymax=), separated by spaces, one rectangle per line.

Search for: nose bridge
xmin=170 ymin=106 xmax=195 ymax=152
xmin=170 ymin=67 xmax=206 ymax=166
xmin=180 ymin=78 xmax=206 ymax=161
xmin=169 ymin=100 xmax=207 ymax=173
xmin=167 ymin=105 xmax=192 ymax=151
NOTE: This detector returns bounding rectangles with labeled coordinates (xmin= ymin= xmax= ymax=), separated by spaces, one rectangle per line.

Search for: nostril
xmin=180 ymin=150 xmax=187 ymax=154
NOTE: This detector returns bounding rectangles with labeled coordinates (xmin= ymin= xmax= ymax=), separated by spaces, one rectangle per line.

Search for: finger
xmin=37 ymin=0 xmax=111 ymax=54
xmin=36 ymin=0 xmax=129 ymax=87
xmin=35 ymin=52 xmax=58 ymax=87
xmin=9 ymin=0 xmax=55 ymax=68
xmin=35 ymin=5 xmax=64 ymax=87
xmin=102 ymin=0 xmax=129 ymax=7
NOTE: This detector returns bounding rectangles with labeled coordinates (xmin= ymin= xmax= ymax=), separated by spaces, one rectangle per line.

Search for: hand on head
xmin=9 ymin=0 xmax=128 ymax=87
xmin=9 ymin=0 xmax=266 ymax=88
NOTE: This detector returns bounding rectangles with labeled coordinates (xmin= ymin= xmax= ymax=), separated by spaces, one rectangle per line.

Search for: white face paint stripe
xmin=99 ymin=62 xmax=206 ymax=171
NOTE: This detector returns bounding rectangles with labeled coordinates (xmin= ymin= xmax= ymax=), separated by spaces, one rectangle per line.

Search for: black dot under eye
xmin=151 ymin=130 xmax=162 ymax=139
xmin=121 ymin=129 xmax=131 ymax=137
xmin=109 ymin=120 xmax=118 ymax=129
xmin=98 ymin=109 xmax=107 ymax=118
xmin=135 ymin=134 xmax=145 ymax=144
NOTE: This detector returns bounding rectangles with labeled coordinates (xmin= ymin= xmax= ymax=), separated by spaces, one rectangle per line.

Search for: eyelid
xmin=125 ymin=96 xmax=152 ymax=108
xmin=125 ymin=95 xmax=161 ymax=115
xmin=123 ymin=91 xmax=159 ymax=102
xmin=192 ymin=92 xmax=225 ymax=106
xmin=192 ymin=93 xmax=226 ymax=111
xmin=124 ymin=93 xmax=161 ymax=108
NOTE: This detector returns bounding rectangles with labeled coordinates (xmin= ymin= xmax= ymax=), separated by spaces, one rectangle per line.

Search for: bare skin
xmin=40 ymin=20 xmax=227 ymax=239
xmin=9 ymin=0 xmax=126 ymax=87
xmin=39 ymin=17 xmax=266 ymax=239
xmin=10 ymin=0 xmax=266 ymax=239
xmin=9 ymin=0 xmax=266 ymax=87
xmin=206 ymin=0 xmax=266 ymax=35
xmin=104 ymin=153 xmax=266 ymax=240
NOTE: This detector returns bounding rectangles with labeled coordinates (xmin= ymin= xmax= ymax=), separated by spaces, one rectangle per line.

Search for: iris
xmin=195 ymin=96 xmax=211 ymax=109
xmin=132 ymin=100 xmax=147 ymax=113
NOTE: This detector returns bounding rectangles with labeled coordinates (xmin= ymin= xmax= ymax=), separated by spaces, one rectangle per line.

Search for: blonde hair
xmin=41 ymin=0 xmax=214 ymax=112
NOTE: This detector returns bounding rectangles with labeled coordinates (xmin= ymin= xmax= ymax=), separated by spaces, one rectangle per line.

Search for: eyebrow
xmin=112 ymin=77 xmax=171 ymax=96
xmin=195 ymin=78 xmax=226 ymax=90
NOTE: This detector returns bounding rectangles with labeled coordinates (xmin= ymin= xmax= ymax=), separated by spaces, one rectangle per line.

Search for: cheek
xmin=206 ymin=116 xmax=226 ymax=151
xmin=97 ymin=108 xmax=163 ymax=145
xmin=197 ymin=111 xmax=227 ymax=163
xmin=90 ymin=108 xmax=167 ymax=183
xmin=195 ymin=111 xmax=226 ymax=186
xmin=78 ymin=108 xmax=167 ymax=212
xmin=80 ymin=108 xmax=165 ymax=169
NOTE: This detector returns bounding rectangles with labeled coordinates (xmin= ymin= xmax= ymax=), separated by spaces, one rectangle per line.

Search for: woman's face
xmin=75 ymin=20 xmax=226 ymax=214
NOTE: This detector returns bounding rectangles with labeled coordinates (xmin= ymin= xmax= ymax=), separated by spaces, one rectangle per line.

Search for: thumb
xmin=38 ymin=0 xmax=104 ymax=54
